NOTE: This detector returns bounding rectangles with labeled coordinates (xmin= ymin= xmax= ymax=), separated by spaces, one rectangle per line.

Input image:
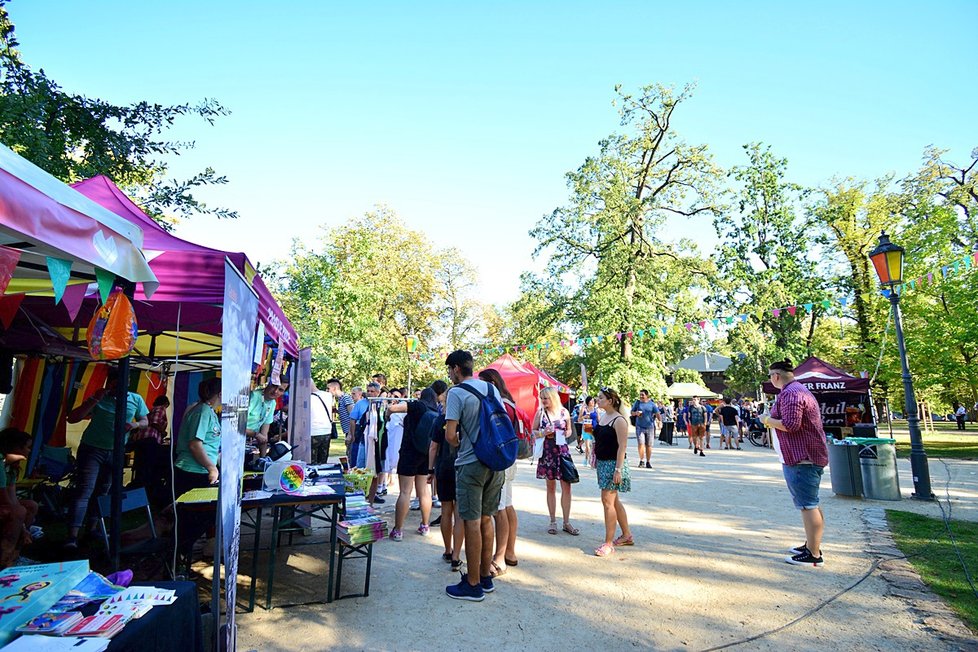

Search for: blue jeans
xmin=782 ymin=464 xmax=824 ymax=510
xmin=68 ymin=443 xmax=115 ymax=529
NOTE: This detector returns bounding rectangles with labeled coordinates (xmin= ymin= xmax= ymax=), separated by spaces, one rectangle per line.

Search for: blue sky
xmin=10 ymin=1 xmax=977 ymax=303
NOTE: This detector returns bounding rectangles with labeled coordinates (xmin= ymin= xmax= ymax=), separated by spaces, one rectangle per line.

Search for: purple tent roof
xmin=16 ymin=176 xmax=296 ymax=358
xmin=762 ymin=356 xmax=870 ymax=395
xmin=71 ymin=176 xmax=298 ymax=356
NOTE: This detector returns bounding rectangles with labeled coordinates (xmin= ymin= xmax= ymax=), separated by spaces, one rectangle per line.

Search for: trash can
xmin=827 ymin=437 xmax=862 ymax=497
xmin=848 ymin=437 xmax=901 ymax=501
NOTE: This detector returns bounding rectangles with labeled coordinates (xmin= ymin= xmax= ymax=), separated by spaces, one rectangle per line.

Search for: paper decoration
xmin=279 ymin=463 xmax=305 ymax=494
xmin=61 ymin=283 xmax=89 ymax=323
xmin=0 ymin=247 xmax=21 ymax=295
xmin=787 ymin=306 xmax=797 ymax=316
xmin=45 ymin=257 xmax=72 ymax=304
xmin=772 ymin=308 xmax=781 ymax=318
xmin=0 ymin=294 xmax=23 ymax=329
xmin=94 ymin=268 xmax=115 ymax=304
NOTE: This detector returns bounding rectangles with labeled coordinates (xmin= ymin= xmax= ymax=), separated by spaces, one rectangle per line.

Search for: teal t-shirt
xmin=80 ymin=393 xmax=150 ymax=450
xmin=175 ymin=402 xmax=222 ymax=474
xmin=246 ymin=390 xmax=275 ymax=432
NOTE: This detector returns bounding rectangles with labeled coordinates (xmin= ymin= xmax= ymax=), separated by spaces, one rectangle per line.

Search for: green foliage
xmin=528 ymin=83 xmax=721 ymax=398
xmin=271 ymin=207 xmax=441 ymax=388
xmin=669 ymin=367 xmax=702 ymax=385
xmin=0 ymin=1 xmax=234 ymax=227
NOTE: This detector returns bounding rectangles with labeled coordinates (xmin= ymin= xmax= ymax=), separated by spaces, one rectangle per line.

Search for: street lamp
xmin=404 ymin=332 xmax=417 ymax=396
xmin=868 ymin=232 xmax=934 ymax=500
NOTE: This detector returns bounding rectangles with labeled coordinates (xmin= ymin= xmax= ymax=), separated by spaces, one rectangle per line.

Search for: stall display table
xmin=176 ymin=475 xmax=346 ymax=611
xmin=105 ymin=581 xmax=203 ymax=652
xmin=333 ymin=539 xmax=373 ymax=600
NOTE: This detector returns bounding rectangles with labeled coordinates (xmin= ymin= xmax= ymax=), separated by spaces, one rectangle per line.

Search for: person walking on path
xmin=534 ymin=386 xmax=579 ymax=536
xmin=762 ymin=359 xmax=829 ymax=568
xmin=444 ymin=350 xmax=504 ymax=601
xmin=718 ymin=398 xmax=741 ymax=450
xmin=630 ymin=390 xmax=659 ymax=468
xmin=687 ymin=397 xmax=707 ymax=457
xmin=478 ymin=368 xmax=521 ymax=574
xmin=593 ymin=387 xmax=633 ymax=557
xmin=657 ymin=399 xmax=675 ymax=446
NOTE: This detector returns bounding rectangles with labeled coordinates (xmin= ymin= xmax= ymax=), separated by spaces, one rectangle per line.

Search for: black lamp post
xmin=868 ymin=232 xmax=934 ymax=500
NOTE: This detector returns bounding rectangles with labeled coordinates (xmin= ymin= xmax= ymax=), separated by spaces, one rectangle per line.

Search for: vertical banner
xmin=291 ymin=348 xmax=312 ymax=463
xmin=218 ymin=260 xmax=258 ymax=652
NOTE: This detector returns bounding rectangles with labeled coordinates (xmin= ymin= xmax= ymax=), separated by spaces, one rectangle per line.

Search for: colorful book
xmin=0 ymin=560 xmax=90 ymax=646
xmin=15 ymin=610 xmax=83 ymax=635
xmin=65 ymin=614 xmax=128 ymax=637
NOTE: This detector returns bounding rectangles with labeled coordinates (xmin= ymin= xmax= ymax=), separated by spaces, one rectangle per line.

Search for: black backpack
xmin=412 ymin=407 xmax=445 ymax=455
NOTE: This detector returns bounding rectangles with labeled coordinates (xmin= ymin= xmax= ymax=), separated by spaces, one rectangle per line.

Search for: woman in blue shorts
xmin=592 ymin=387 xmax=632 ymax=557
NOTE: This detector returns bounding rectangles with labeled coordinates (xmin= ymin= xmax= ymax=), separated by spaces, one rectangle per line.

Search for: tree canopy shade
xmin=0 ymin=1 xmax=234 ymax=228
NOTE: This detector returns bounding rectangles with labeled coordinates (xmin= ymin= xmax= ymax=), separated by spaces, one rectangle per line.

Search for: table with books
xmin=176 ymin=462 xmax=354 ymax=610
xmin=0 ymin=562 xmax=202 ymax=652
xmin=333 ymin=493 xmax=387 ymax=600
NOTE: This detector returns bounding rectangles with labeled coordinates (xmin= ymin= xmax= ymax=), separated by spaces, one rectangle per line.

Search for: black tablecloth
xmin=106 ymin=581 xmax=203 ymax=652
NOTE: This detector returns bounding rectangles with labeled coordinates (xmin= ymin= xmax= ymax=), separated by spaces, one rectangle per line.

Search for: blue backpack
xmin=454 ymin=383 xmax=518 ymax=471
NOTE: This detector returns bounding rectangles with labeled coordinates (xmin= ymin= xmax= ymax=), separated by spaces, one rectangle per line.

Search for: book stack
xmin=338 ymin=494 xmax=387 ymax=544
xmin=15 ymin=611 xmax=83 ymax=636
xmin=337 ymin=515 xmax=388 ymax=545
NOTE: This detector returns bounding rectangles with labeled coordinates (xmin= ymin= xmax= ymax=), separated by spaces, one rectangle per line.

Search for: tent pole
xmin=111 ymin=280 xmax=136 ymax=569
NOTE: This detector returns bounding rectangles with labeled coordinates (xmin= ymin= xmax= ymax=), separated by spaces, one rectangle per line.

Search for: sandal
xmin=504 ymin=557 xmax=518 ymax=567
xmin=489 ymin=561 xmax=506 ymax=577
xmin=613 ymin=534 xmax=634 ymax=546
xmin=595 ymin=543 xmax=615 ymax=557
xmin=451 ymin=558 xmax=463 ymax=572
xmin=548 ymin=521 xmax=558 ymax=535
xmin=562 ymin=522 xmax=580 ymax=536
xmin=442 ymin=552 xmax=453 ymax=563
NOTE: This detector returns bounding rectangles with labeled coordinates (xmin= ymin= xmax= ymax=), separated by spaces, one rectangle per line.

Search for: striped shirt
xmin=335 ymin=393 xmax=354 ymax=437
xmin=771 ymin=381 xmax=829 ymax=467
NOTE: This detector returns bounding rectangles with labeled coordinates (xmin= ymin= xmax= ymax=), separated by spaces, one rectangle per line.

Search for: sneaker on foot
xmin=789 ymin=543 xmax=809 ymax=555
xmin=389 ymin=529 xmax=403 ymax=541
xmin=410 ymin=498 xmax=420 ymax=511
xmin=786 ymin=550 xmax=824 ymax=567
xmin=446 ymin=575 xmax=485 ymax=601
xmin=372 ymin=496 xmax=386 ymax=504
xmin=417 ymin=524 xmax=430 ymax=536
xmin=433 ymin=499 xmax=442 ymax=508
xmin=699 ymin=450 xmax=705 ymax=457
xmin=638 ymin=460 xmax=645 ymax=468
xmin=451 ymin=558 xmax=464 ymax=572
xmin=480 ymin=575 xmax=495 ymax=593
xmin=431 ymin=515 xmax=442 ymax=526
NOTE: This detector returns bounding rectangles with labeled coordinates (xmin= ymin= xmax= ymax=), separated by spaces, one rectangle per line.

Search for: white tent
xmin=666 ymin=382 xmax=720 ymax=399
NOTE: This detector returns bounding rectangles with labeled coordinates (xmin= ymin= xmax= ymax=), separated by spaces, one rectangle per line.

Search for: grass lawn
xmin=886 ymin=509 xmax=978 ymax=634
xmin=881 ymin=420 xmax=978 ymax=460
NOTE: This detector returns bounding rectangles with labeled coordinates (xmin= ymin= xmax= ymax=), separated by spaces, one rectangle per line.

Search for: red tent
xmin=523 ymin=361 xmax=572 ymax=401
xmin=481 ymin=354 xmax=539 ymax=418
xmin=762 ymin=356 xmax=870 ymax=394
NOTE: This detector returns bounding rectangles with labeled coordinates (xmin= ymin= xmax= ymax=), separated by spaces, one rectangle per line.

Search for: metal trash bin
xmin=849 ymin=437 xmax=901 ymax=501
xmin=827 ymin=437 xmax=862 ymax=497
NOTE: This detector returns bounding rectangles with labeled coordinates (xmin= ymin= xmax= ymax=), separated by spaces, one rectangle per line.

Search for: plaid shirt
xmin=771 ymin=381 xmax=828 ymax=467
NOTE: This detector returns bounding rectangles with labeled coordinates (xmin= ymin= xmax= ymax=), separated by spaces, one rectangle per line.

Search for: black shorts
xmin=397 ymin=442 xmax=429 ymax=476
xmin=435 ymin=467 xmax=456 ymax=503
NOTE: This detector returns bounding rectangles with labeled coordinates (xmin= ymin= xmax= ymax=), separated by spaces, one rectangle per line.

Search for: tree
xmin=715 ymin=143 xmax=834 ymax=393
xmin=529 ymin=83 xmax=721 ymax=397
xmin=272 ymin=207 xmax=441 ymax=386
xmin=434 ymin=249 xmax=480 ymax=350
xmin=0 ymin=1 xmax=234 ymax=228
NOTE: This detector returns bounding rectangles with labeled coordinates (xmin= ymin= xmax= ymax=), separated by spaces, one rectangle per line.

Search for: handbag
xmin=559 ymin=453 xmax=580 ymax=484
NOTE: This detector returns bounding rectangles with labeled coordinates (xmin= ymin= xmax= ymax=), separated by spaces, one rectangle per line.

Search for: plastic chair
xmin=96 ymin=487 xmax=171 ymax=578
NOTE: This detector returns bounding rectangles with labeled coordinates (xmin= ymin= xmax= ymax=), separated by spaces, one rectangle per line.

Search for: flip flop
xmin=504 ymin=557 xmax=518 ymax=567
xmin=562 ymin=523 xmax=580 ymax=536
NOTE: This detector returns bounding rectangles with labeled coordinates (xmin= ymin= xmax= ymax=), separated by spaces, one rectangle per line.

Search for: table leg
xmin=364 ymin=544 xmax=373 ymax=597
xmin=247 ymin=507 xmax=262 ymax=613
xmin=327 ymin=502 xmax=338 ymax=603
xmin=265 ymin=507 xmax=281 ymax=610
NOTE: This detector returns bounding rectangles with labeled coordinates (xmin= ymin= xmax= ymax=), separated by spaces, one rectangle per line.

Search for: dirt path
xmin=236 ymin=436 xmax=974 ymax=651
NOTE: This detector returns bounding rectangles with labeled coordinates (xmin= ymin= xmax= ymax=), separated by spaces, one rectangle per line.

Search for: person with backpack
xmin=688 ymin=396 xmax=708 ymax=457
xmin=534 ymin=386 xmax=579 ymax=536
xmin=388 ymin=381 xmax=448 ymax=541
xmin=478 ymin=368 xmax=524 ymax=574
xmin=443 ymin=350 xmax=507 ymax=601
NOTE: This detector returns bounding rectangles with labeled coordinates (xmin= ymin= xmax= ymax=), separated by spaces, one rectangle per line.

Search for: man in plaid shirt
xmin=762 ymin=359 xmax=829 ymax=568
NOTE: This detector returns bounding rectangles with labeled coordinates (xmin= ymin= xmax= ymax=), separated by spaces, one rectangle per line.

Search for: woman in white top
xmin=534 ymin=387 xmax=578 ymax=535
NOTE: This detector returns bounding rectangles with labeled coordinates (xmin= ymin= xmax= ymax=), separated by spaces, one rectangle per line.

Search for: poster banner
xmin=291 ymin=348 xmax=312 ymax=464
xmin=816 ymin=392 xmax=872 ymax=429
xmin=219 ymin=260 xmax=259 ymax=652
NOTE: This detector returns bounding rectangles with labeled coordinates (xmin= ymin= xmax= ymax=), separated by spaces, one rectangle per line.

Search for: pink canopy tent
xmin=481 ymin=354 xmax=540 ymax=418
xmin=20 ymin=175 xmax=297 ymax=364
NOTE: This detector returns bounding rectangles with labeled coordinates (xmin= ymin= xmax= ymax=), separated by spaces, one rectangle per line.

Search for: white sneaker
xmin=433 ymin=499 xmax=442 ymax=508
xmin=410 ymin=498 xmax=420 ymax=511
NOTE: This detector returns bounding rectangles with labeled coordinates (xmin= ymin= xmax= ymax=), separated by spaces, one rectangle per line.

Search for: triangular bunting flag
xmin=0 ymin=246 xmax=21 ymax=295
xmin=942 ymin=266 xmax=949 ymax=278
xmin=927 ymin=272 xmax=934 ymax=284
xmin=821 ymin=300 xmax=831 ymax=309
xmin=62 ymin=283 xmax=89 ymax=323
xmin=725 ymin=316 xmax=734 ymax=325
xmin=839 ymin=297 xmax=849 ymax=307
xmin=882 ymin=289 xmax=891 ymax=298
xmin=615 ymin=333 xmax=623 ymax=341
xmin=0 ymin=293 xmax=23 ymax=329
xmin=698 ymin=320 xmax=707 ymax=329
xmin=684 ymin=323 xmax=694 ymax=331
xmin=739 ymin=314 xmax=748 ymax=323
xmin=711 ymin=319 xmax=720 ymax=328
xmin=787 ymin=306 xmax=797 ymax=316
xmin=803 ymin=303 xmax=813 ymax=313
xmin=626 ymin=331 xmax=633 ymax=340
xmin=46 ymin=256 xmax=72 ymax=304
xmin=772 ymin=308 xmax=781 ymax=318
xmin=637 ymin=330 xmax=644 ymax=338
xmin=965 ymin=255 xmax=973 ymax=269
xmin=953 ymin=261 xmax=960 ymax=273
xmin=661 ymin=327 xmax=668 ymax=335
xmin=908 ymin=279 xmax=916 ymax=290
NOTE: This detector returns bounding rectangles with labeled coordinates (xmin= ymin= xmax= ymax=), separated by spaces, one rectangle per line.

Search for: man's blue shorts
xmin=782 ymin=463 xmax=824 ymax=510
